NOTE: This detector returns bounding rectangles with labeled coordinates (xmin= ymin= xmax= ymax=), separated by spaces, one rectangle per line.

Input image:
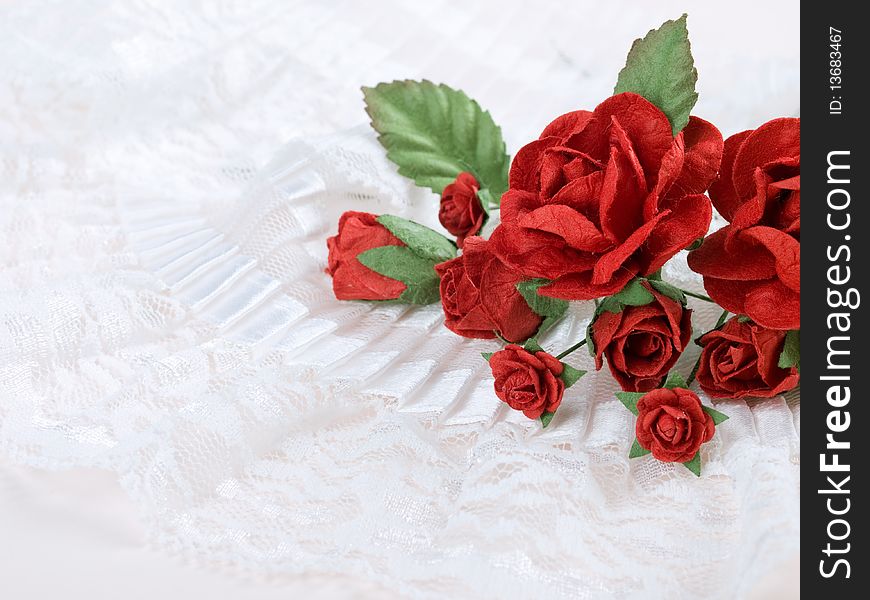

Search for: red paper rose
xmin=439 ymin=172 xmax=485 ymax=247
xmin=708 ymin=118 xmax=800 ymax=238
xmin=435 ymin=237 xmax=542 ymax=342
xmin=489 ymin=344 xmax=565 ymax=419
xmin=635 ymin=387 xmax=715 ymax=463
xmin=591 ymin=282 xmax=692 ymax=392
xmin=688 ymin=118 xmax=800 ymax=330
xmin=687 ymin=225 xmax=799 ymax=330
xmin=695 ymin=317 xmax=800 ymax=399
xmin=326 ymin=211 xmax=406 ymax=300
xmin=489 ymin=92 xmax=722 ymax=300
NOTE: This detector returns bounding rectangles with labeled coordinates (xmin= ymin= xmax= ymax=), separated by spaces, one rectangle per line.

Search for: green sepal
xmin=376 ymin=215 xmax=457 ymax=261
xmin=616 ymin=391 xmax=645 ymax=416
xmin=481 ymin=352 xmax=494 ymax=362
xmin=737 ymin=315 xmax=753 ymax=323
xmin=357 ymin=246 xmax=440 ymax=305
xmin=516 ymin=279 xmax=569 ymax=336
xmin=614 ymin=14 xmax=699 ymax=136
xmin=702 ymin=405 xmax=729 ymax=426
xmin=362 ymin=80 xmax=510 ymax=198
xmin=682 ymin=452 xmax=702 ymax=477
xmin=597 ymin=278 xmax=655 ymax=315
xmin=686 ymin=236 xmax=704 ymax=251
xmin=585 ymin=320 xmax=596 ymax=357
xmin=540 ymin=411 xmax=556 ymax=428
xmin=476 ymin=188 xmax=499 ymax=213
xmin=778 ymin=330 xmax=800 ymax=373
xmin=523 ymin=338 xmax=544 ymax=353
xmin=648 ymin=279 xmax=687 ymax=305
xmin=664 ymin=372 xmax=687 ymax=389
xmin=629 ymin=439 xmax=651 ymax=458
xmin=559 ymin=363 xmax=586 ymax=389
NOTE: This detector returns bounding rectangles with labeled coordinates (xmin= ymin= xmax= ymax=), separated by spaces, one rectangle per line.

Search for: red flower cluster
xmin=326 ymin=89 xmax=800 ymax=451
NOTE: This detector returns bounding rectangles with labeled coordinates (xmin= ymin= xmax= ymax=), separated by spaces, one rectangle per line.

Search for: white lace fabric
xmin=1 ymin=2 xmax=799 ymax=598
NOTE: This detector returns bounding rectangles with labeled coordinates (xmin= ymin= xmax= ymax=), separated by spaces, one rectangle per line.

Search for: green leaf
xmin=702 ymin=405 xmax=729 ymax=426
xmin=540 ymin=411 xmax=556 ymax=428
xmin=481 ymin=352 xmax=494 ymax=362
xmin=357 ymin=246 xmax=440 ymax=305
xmin=614 ymin=14 xmax=699 ymax=136
xmin=559 ymin=363 xmax=586 ymax=389
xmin=648 ymin=279 xmax=686 ymax=304
xmin=523 ymin=338 xmax=544 ymax=353
xmin=629 ymin=439 xmax=651 ymax=458
xmin=616 ymin=391 xmax=645 ymax=416
xmin=664 ymin=372 xmax=687 ymax=389
xmin=778 ymin=329 xmax=800 ymax=373
xmin=516 ymin=279 xmax=569 ymax=335
xmin=363 ymin=80 xmax=510 ymax=198
xmin=376 ymin=215 xmax=457 ymax=261
xmin=682 ymin=452 xmax=701 ymax=477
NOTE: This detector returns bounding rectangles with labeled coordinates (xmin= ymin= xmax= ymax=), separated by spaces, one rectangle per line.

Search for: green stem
xmin=680 ymin=289 xmax=715 ymax=303
xmin=686 ymin=309 xmax=730 ymax=386
xmin=556 ymin=339 xmax=587 ymax=360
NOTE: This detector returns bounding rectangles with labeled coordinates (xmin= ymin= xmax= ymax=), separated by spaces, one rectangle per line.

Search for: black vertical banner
xmin=803 ymin=2 xmax=868 ymax=596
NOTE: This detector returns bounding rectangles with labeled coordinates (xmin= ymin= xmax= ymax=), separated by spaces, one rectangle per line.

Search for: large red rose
xmin=687 ymin=225 xmax=799 ymax=330
xmin=635 ymin=387 xmax=715 ymax=463
xmin=489 ymin=92 xmax=722 ymax=300
xmin=439 ymin=172 xmax=485 ymax=247
xmin=435 ymin=237 xmax=542 ymax=342
xmin=591 ymin=282 xmax=692 ymax=392
xmin=708 ymin=118 xmax=800 ymax=238
xmin=489 ymin=344 xmax=565 ymax=419
xmin=326 ymin=211 xmax=406 ymax=300
xmin=696 ymin=317 xmax=800 ymax=399
xmin=689 ymin=118 xmax=800 ymax=330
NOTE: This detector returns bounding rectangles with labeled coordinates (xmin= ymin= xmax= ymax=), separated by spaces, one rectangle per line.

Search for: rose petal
xmin=708 ymin=129 xmax=753 ymax=221
xmin=540 ymin=110 xmax=594 ymax=139
xmin=732 ymin=117 xmax=800 ymax=199
xmin=668 ymin=116 xmax=724 ymax=196
xmin=642 ymin=193 xmax=712 ymax=274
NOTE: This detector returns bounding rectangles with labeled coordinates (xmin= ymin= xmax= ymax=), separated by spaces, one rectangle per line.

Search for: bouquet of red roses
xmin=325 ymin=15 xmax=800 ymax=476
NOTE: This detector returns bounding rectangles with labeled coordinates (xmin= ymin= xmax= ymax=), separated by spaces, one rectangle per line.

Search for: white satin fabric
xmin=1 ymin=2 xmax=799 ymax=598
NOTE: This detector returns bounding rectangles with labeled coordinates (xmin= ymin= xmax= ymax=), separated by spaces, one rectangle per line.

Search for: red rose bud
xmin=435 ymin=237 xmax=543 ymax=343
xmin=687 ymin=225 xmax=799 ymax=330
xmin=695 ymin=317 xmax=800 ymax=399
xmin=708 ymin=118 xmax=800 ymax=238
xmin=635 ymin=387 xmax=715 ymax=463
xmin=439 ymin=172 xmax=485 ymax=247
xmin=489 ymin=93 xmax=722 ymax=300
xmin=489 ymin=345 xmax=565 ymax=420
xmin=591 ymin=281 xmax=692 ymax=392
xmin=327 ymin=212 xmax=456 ymax=304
